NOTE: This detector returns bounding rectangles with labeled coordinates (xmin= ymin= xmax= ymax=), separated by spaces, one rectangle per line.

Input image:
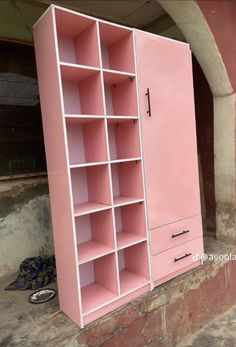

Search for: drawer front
xmin=152 ymin=237 xmax=204 ymax=281
xmin=150 ymin=215 xmax=202 ymax=255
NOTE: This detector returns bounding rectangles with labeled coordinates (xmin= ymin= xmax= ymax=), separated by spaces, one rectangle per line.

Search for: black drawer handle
xmin=174 ymin=253 xmax=192 ymax=262
xmin=172 ymin=230 xmax=190 ymax=238
xmin=145 ymin=88 xmax=151 ymax=117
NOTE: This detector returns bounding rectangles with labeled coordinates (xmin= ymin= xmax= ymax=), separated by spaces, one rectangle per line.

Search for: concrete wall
xmin=0 ymin=177 xmax=54 ymax=277
xmin=196 ymin=0 xmax=236 ymax=241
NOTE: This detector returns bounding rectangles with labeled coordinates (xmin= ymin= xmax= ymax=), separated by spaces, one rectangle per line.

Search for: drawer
xmin=150 ymin=215 xmax=202 ymax=255
xmin=152 ymin=237 xmax=204 ymax=282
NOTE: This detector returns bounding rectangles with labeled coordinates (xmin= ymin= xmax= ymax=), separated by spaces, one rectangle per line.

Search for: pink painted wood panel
xmin=153 ymin=260 xmax=201 ymax=287
xmin=118 ymin=242 xmax=149 ymax=293
xmin=71 ymin=165 xmax=111 ymax=207
xmin=76 ymin=209 xmax=115 ymax=263
xmin=33 ymin=7 xmax=82 ymax=326
xmin=83 ymin=284 xmax=150 ymax=325
xmin=107 ymin=119 xmax=140 ymax=160
xmin=62 ymin=69 xmax=104 ymax=115
xmin=57 ymin=19 xmax=100 ymax=67
xmin=55 ymin=7 xmax=95 ymax=38
xmin=60 ymin=64 xmax=99 ymax=82
xmin=66 ymin=118 xmax=108 ymax=164
xmin=99 ymin=22 xmax=134 ymax=72
xmin=151 ymin=215 xmax=203 ymax=255
xmin=152 ymin=237 xmax=204 ymax=282
xmin=135 ymin=31 xmax=201 ymax=229
xmin=104 ymin=76 xmax=138 ymax=116
xmin=115 ymin=203 xmax=147 ymax=248
xmin=80 ymin=253 xmax=118 ymax=313
xmin=111 ymin=161 xmax=144 ymax=201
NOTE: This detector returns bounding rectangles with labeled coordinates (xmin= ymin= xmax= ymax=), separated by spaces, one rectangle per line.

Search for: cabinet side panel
xmin=33 ymin=8 xmax=82 ymax=326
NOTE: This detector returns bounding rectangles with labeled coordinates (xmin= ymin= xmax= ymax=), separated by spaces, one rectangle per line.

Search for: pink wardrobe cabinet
xmin=135 ymin=31 xmax=204 ymax=286
xmin=33 ymin=5 xmax=203 ymax=328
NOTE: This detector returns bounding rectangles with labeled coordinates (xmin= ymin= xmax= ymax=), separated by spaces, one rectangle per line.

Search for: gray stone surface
xmin=0 ymin=275 xmax=83 ymax=347
xmin=178 ymin=306 xmax=236 ymax=347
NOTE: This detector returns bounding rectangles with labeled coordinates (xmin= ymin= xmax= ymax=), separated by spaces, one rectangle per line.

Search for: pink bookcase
xmin=34 ymin=4 xmax=204 ymax=328
xmin=34 ymin=5 xmax=151 ymax=328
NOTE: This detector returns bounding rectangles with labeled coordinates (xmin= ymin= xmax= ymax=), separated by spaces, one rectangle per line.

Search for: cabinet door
xmin=135 ymin=31 xmax=201 ymax=229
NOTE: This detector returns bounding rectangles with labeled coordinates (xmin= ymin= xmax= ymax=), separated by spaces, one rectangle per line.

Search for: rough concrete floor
xmin=178 ymin=306 xmax=236 ymax=347
xmin=0 ymin=274 xmax=84 ymax=347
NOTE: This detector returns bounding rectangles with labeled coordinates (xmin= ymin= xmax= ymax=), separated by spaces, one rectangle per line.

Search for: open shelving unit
xmin=115 ymin=202 xmax=147 ymax=249
xmin=34 ymin=5 xmax=151 ymax=328
xmin=118 ymin=242 xmax=149 ymax=294
xmin=111 ymin=160 xmax=144 ymax=205
xmin=66 ymin=117 xmax=108 ymax=165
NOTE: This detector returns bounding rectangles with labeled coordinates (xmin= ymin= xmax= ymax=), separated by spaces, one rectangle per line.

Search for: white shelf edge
xmin=110 ymin=157 xmax=142 ymax=164
xmin=106 ymin=115 xmax=139 ymax=120
xmin=78 ymin=248 xmax=115 ymax=265
xmin=60 ymin=61 xmax=100 ymax=72
xmin=102 ymin=68 xmax=136 ymax=77
xmin=70 ymin=161 xmax=108 ymax=168
xmin=70 ymin=158 xmax=142 ymax=168
xmin=113 ymin=198 xmax=145 ymax=208
xmin=117 ymin=237 xmax=147 ymax=250
xmin=74 ymin=205 xmax=112 ymax=217
xmin=65 ymin=114 xmax=105 ymax=119
xmin=73 ymin=198 xmax=144 ymax=217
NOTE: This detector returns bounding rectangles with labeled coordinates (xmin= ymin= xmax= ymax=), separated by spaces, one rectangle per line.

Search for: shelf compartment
xmin=99 ymin=22 xmax=134 ymax=73
xmin=118 ymin=242 xmax=149 ymax=294
xmin=71 ymin=164 xmax=111 ymax=216
xmin=107 ymin=118 xmax=140 ymax=160
xmin=111 ymin=161 xmax=144 ymax=204
xmin=61 ymin=66 xmax=104 ymax=115
xmin=55 ymin=8 xmax=100 ymax=67
xmin=76 ymin=209 xmax=115 ymax=263
xmin=114 ymin=203 xmax=147 ymax=249
xmin=79 ymin=253 xmax=118 ymax=313
xmin=103 ymin=71 xmax=138 ymax=116
xmin=66 ymin=117 xmax=107 ymax=165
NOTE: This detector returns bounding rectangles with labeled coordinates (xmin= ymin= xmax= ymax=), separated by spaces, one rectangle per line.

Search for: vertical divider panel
xmin=96 ymin=21 xmax=102 ymax=69
xmin=133 ymin=30 xmax=153 ymax=290
xmin=52 ymin=8 xmax=85 ymax=324
xmin=98 ymin=21 xmax=121 ymax=295
xmin=112 ymin=207 xmax=121 ymax=296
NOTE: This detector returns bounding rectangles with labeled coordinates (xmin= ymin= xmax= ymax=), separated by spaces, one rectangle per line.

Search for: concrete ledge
xmin=1 ymin=236 xmax=236 ymax=347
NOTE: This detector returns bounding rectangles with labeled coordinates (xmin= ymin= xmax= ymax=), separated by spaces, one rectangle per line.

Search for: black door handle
xmin=172 ymin=230 xmax=190 ymax=238
xmin=145 ymin=88 xmax=151 ymax=117
xmin=174 ymin=253 xmax=192 ymax=262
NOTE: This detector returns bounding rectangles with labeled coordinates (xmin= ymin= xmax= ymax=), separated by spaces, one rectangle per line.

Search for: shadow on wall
xmin=192 ymin=55 xmax=216 ymax=234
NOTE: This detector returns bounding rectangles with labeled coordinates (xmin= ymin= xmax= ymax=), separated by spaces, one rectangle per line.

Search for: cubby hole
xmin=118 ymin=242 xmax=149 ymax=294
xmin=111 ymin=161 xmax=144 ymax=205
xmin=103 ymin=71 xmax=138 ymax=116
xmin=71 ymin=164 xmax=111 ymax=215
xmin=61 ymin=65 xmax=104 ymax=115
xmin=114 ymin=203 xmax=146 ymax=249
xmin=79 ymin=253 xmax=118 ymax=313
xmin=55 ymin=8 xmax=100 ymax=67
xmin=103 ymin=72 xmax=138 ymax=116
xmin=107 ymin=118 xmax=140 ymax=160
xmin=66 ymin=117 xmax=107 ymax=165
xmin=99 ymin=22 xmax=134 ymax=73
xmin=75 ymin=209 xmax=115 ymax=263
